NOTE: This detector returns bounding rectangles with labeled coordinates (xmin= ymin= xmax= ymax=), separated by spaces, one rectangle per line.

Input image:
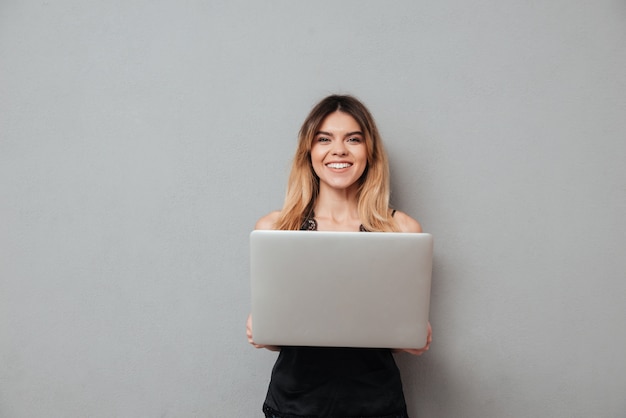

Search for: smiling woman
xmin=267 ymin=94 xmax=411 ymax=233
xmin=310 ymin=111 xmax=368 ymax=201
xmin=246 ymin=94 xmax=430 ymax=418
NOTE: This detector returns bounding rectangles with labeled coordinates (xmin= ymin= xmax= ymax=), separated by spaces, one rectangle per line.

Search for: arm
xmin=254 ymin=211 xmax=281 ymax=230
xmin=392 ymin=211 xmax=432 ymax=355
xmin=393 ymin=210 xmax=423 ymax=233
xmin=246 ymin=211 xmax=282 ymax=351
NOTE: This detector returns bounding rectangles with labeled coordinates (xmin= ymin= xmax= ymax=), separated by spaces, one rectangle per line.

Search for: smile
xmin=326 ymin=163 xmax=352 ymax=169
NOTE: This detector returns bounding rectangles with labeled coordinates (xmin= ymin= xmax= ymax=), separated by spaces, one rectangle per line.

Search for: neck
xmin=313 ymin=184 xmax=360 ymax=230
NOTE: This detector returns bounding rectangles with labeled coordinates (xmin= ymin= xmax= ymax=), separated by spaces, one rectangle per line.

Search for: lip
xmin=325 ymin=162 xmax=353 ymax=169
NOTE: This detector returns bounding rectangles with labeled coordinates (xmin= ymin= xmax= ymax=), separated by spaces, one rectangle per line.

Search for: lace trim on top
xmin=300 ymin=218 xmax=367 ymax=232
xmin=300 ymin=210 xmax=396 ymax=232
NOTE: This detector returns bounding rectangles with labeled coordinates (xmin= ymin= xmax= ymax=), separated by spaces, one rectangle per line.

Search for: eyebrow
xmin=315 ymin=130 xmax=364 ymax=137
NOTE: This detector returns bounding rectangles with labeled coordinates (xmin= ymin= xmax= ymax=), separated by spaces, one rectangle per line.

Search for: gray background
xmin=1 ymin=1 xmax=625 ymax=417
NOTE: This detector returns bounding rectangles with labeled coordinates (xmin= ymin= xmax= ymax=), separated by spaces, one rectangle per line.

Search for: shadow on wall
xmin=394 ymin=255 xmax=461 ymax=417
xmin=395 ymin=255 xmax=519 ymax=418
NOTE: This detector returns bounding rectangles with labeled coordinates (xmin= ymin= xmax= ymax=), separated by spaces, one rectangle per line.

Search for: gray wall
xmin=1 ymin=1 xmax=625 ymax=417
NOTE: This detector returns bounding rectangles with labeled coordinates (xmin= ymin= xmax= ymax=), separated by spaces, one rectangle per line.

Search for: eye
xmin=347 ymin=137 xmax=362 ymax=143
xmin=317 ymin=137 xmax=331 ymax=143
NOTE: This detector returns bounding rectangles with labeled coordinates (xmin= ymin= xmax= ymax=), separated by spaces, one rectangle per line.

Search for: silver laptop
xmin=250 ymin=230 xmax=433 ymax=349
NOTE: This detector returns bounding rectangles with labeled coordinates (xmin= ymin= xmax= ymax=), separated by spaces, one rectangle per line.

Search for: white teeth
xmin=327 ymin=163 xmax=351 ymax=169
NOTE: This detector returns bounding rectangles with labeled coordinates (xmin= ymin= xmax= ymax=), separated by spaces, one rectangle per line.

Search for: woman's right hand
xmin=246 ymin=313 xmax=262 ymax=348
xmin=246 ymin=314 xmax=280 ymax=351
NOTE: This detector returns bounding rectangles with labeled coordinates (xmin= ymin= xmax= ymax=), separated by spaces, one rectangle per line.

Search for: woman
xmin=247 ymin=94 xmax=432 ymax=418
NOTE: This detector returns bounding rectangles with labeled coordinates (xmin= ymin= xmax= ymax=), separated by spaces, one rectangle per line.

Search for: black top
xmin=262 ymin=213 xmax=407 ymax=418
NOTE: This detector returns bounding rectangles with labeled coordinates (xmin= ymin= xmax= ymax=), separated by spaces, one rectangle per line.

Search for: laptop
xmin=250 ymin=230 xmax=433 ymax=349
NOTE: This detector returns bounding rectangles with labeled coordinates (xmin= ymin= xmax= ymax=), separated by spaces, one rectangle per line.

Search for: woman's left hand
xmin=400 ymin=322 xmax=432 ymax=356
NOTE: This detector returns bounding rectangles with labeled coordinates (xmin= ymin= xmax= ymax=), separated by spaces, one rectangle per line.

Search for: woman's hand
xmin=246 ymin=314 xmax=280 ymax=351
xmin=246 ymin=313 xmax=261 ymax=348
xmin=398 ymin=322 xmax=432 ymax=355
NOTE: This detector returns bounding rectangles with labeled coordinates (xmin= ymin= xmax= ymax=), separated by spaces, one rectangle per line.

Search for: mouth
xmin=326 ymin=162 xmax=352 ymax=169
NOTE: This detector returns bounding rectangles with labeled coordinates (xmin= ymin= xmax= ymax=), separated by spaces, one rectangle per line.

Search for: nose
xmin=332 ymin=141 xmax=348 ymax=156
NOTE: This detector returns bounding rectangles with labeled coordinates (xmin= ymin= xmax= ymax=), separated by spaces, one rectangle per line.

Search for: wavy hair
xmin=275 ymin=94 xmax=398 ymax=232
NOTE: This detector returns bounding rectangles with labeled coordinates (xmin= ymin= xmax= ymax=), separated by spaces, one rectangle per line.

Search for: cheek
xmin=356 ymin=164 xmax=368 ymax=179
xmin=357 ymin=150 xmax=369 ymax=177
xmin=313 ymin=164 xmax=321 ymax=178
xmin=309 ymin=151 xmax=323 ymax=177
xmin=356 ymin=147 xmax=369 ymax=166
xmin=309 ymin=148 xmax=321 ymax=165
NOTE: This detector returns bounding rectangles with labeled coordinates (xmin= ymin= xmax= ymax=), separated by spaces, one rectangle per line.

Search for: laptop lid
xmin=250 ymin=230 xmax=433 ymax=349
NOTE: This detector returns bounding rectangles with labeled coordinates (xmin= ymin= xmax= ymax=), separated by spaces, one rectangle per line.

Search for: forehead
xmin=318 ymin=111 xmax=362 ymax=133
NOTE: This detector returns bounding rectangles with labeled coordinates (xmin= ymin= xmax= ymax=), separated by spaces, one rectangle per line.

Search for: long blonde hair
xmin=275 ymin=94 xmax=398 ymax=232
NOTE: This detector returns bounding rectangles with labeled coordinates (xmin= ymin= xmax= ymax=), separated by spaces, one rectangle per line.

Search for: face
xmin=310 ymin=111 xmax=368 ymax=192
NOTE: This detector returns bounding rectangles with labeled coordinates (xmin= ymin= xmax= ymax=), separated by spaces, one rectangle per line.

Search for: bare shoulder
xmin=393 ymin=210 xmax=423 ymax=233
xmin=255 ymin=211 xmax=281 ymax=230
